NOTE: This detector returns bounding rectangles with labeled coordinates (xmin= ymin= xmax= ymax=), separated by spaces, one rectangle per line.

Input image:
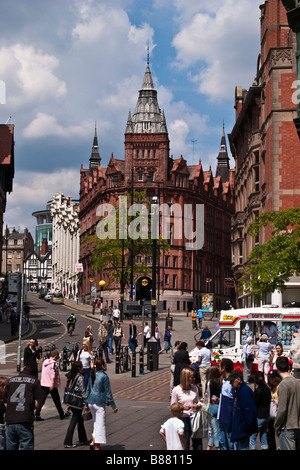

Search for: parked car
xmin=44 ymin=292 xmax=53 ymax=302
xmin=50 ymin=293 xmax=64 ymax=304
xmin=39 ymin=289 xmax=48 ymax=299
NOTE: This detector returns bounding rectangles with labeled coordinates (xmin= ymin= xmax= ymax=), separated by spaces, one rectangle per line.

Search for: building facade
xmin=0 ymin=124 xmax=15 ymax=277
xmin=32 ymin=201 xmax=53 ymax=252
xmin=79 ymin=60 xmax=235 ymax=312
xmin=229 ymin=0 xmax=300 ymax=307
xmin=50 ymin=193 xmax=80 ymax=298
xmin=2 ymin=227 xmax=34 ymax=275
xmin=23 ymin=238 xmax=52 ymax=291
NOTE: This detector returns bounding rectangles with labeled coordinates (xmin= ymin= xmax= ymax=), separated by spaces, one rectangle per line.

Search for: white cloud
xmin=4 ymin=168 xmax=80 ymax=235
xmin=172 ymin=0 xmax=261 ymax=100
xmin=22 ymin=113 xmax=92 ymax=139
xmin=0 ymin=44 xmax=67 ymax=109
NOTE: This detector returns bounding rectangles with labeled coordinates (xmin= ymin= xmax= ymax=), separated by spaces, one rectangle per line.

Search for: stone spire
xmin=125 ymin=56 xmax=168 ymax=134
xmin=216 ymin=123 xmax=230 ymax=182
xmin=89 ymin=123 xmax=101 ymax=169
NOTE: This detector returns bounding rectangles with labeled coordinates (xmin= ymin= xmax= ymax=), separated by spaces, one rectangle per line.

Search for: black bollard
xmin=132 ymin=351 xmax=136 ymax=377
xmin=115 ymin=350 xmax=120 ymax=374
xmin=149 ymin=345 xmax=153 ymax=372
xmin=139 ymin=348 xmax=144 ymax=375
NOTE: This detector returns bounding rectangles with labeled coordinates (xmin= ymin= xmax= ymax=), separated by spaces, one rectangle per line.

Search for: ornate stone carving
xmin=270 ymin=48 xmax=293 ymax=68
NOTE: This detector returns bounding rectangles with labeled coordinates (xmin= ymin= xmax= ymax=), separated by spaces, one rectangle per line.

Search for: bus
xmin=205 ymin=305 xmax=300 ymax=370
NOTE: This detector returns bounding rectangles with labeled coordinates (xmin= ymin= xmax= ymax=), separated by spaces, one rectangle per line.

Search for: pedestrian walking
xmin=5 ymin=366 xmax=42 ymax=450
xmin=128 ymin=319 xmax=137 ymax=352
xmin=83 ymin=325 xmax=94 ymax=347
xmin=257 ymin=334 xmax=273 ymax=379
xmin=173 ymin=342 xmax=190 ymax=387
xmin=9 ymin=308 xmax=18 ymax=336
xmin=196 ymin=340 xmax=211 ymax=397
xmin=143 ymin=321 xmax=151 ymax=346
xmin=155 ymin=323 xmax=161 ymax=351
xmin=206 ymin=366 xmax=222 ymax=450
xmin=228 ymin=370 xmax=257 ymax=450
xmin=76 ymin=342 xmax=94 ymax=389
xmin=217 ymin=358 xmax=234 ymax=450
xmin=86 ymin=358 xmax=118 ymax=450
xmin=170 ymin=341 xmax=182 ymax=395
xmin=98 ymin=321 xmax=111 ymax=363
xmin=200 ymin=325 xmax=212 ymax=341
xmin=249 ymin=371 xmax=272 ymax=450
xmin=0 ymin=376 xmax=7 ymax=450
xmin=23 ymin=338 xmax=42 ymax=377
xmin=23 ymin=302 xmax=30 ymax=325
xmin=113 ymin=321 xmax=124 ymax=353
xmin=197 ymin=308 xmax=203 ymax=329
xmin=242 ymin=336 xmax=255 ymax=383
xmin=63 ymin=361 xmax=89 ymax=448
xmin=112 ymin=305 xmax=120 ymax=325
xmin=35 ymin=349 xmax=70 ymax=421
xmin=107 ymin=320 xmax=114 ymax=354
xmin=159 ymin=402 xmax=186 ymax=450
xmin=191 ymin=309 xmax=198 ymax=330
xmin=267 ymin=369 xmax=282 ymax=451
xmin=274 ymin=356 xmax=300 ymax=450
xmin=171 ymin=367 xmax=202 ymax=450
xmin=160 ymin=325 xmax=173 ymax=354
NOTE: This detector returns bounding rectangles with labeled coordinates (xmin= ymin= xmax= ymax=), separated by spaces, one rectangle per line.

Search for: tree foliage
xmin=240 ymin=206 xmax=300 ymax=301
xmin=83 ymin=191 xmax=169 ymax=288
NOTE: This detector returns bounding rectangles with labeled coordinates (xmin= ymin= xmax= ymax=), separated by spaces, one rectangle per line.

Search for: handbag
xmin=191 ymin=405 xmax=212 ymax=439
xmin=63 ymin=377 xmax=84 ymax=409
xmin=269 ymin=399 xmax=277 ymax=419
xmin=82 ymin=408 xmax=92 ymax=421
xmin=246 ymin=353 xmax=255 ymax=362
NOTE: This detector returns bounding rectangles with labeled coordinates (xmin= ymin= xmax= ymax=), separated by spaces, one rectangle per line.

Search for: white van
xmin=204 ymin=306 xmax=300 ymax=369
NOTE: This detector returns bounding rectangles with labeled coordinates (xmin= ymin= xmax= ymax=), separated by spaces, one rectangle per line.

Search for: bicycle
xmin=119 ymin=345 xmax=131 ymax=373
xmin=59 ymin=341 xmax=79 ymax=371
xmin=43 ymin=343 xmax=57 ymax=361
xmin=68 ymin=323 xmax=75 ymax=336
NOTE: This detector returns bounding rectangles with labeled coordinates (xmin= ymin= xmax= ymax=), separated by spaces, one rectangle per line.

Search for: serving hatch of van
xmin=200 ymin=306 xmax=300 ymax=371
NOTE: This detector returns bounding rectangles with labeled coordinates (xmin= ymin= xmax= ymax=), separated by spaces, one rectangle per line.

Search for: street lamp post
xmin=99 ymin=280 xmax=106 ymax=322
xmin=147 ymin=196 xmax=159 ymax=371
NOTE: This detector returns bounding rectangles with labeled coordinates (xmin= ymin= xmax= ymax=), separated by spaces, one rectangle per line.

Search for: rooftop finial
xmin=147 ymin=42 xmax=150 ymax=65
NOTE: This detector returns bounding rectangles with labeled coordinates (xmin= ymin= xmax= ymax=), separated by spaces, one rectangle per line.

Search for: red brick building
xmin=0 ymin=124 xmax=15 ymax=277
xmin=229 ymin=0 xmax=300 ymax=307
xmin=79 ymin=60 xmax=235 ymax=313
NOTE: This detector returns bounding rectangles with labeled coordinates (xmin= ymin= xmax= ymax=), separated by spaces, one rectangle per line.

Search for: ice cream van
xmin=204 ymin=306 xmax=300 ymax=370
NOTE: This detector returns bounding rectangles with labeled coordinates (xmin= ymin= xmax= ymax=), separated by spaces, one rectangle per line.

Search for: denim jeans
xmin=108 ymin=336 xmax=113 ymax=354
xmin=250 ymin=417 xmax=269 ymax=450
xmin=219 ymin=422 xmax=233 ymax=450
xmin=207 ymin=404 xmax=221 ymax=448
xmin=279 ymin=428 xmax=300 ymax=451
xmin=180 ymin=416 xmax=202 ymax=450
xmin=6 ymin=423 xmax=34 ymax=450
xmin=233 ymin=437 xmax=249 ymax=450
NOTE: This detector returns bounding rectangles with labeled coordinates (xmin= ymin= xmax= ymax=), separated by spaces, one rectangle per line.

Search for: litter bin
xmin=165 ymin=316 xmax=173 ymax=330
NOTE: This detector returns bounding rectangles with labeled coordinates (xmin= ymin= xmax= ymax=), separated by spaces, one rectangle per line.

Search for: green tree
xmin=83 ymin=190 xmax=169 ymax=289
xmin=240 ymin=206 xmax=300 ymax=301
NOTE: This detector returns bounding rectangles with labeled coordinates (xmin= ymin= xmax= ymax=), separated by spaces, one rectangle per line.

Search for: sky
xmin=0 ymin=0 xmax=262 ymax=239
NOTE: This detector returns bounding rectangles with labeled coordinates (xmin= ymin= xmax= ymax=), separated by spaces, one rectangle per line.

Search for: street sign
xmin=75 ymin=263 xmax=83 ymax=272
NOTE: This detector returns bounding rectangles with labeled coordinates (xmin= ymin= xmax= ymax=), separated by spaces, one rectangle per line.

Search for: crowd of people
xmin=161 ymin=333 xmax=300 ymax=451
xmin=1 ymin=306 xmax=300 ymax=452
xmin=0 ymin=297 xmax=29 ymax=336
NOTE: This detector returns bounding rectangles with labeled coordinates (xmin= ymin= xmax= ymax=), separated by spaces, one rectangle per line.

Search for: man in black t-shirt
xmin=4 ymin=366 xmax=42 ymax=450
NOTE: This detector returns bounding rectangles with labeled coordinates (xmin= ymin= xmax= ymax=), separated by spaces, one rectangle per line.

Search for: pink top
xmin=171 ymin=384 xmax=200 ymax=417
xmin=41 ymin=358 xmax=60 ymax=388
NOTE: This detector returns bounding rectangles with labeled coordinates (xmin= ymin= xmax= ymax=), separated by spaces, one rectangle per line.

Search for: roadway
xmin=0 ymin=293 xmax=220 ymax=454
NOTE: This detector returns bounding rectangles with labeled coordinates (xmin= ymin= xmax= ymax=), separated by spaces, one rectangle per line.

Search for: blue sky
xmin=0 ymin=0 xmax=262 ymax=238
